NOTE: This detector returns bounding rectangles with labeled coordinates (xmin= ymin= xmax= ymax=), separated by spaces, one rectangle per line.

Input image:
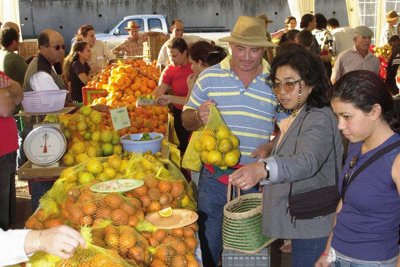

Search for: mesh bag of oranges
xmin=183 ymin=105 xmax=241 ymax=171
xmin=125 ymin=153 xmax=197 ymax=211
xmin=60 ymin=227 xmax=136 ymax=267
xmin=90 ymin=223 xmax=150 ymax=266
xmin=146 ymin=224 xmax=200 ymax=267
xmin=59 ymin=184 xmax=144 ymax=230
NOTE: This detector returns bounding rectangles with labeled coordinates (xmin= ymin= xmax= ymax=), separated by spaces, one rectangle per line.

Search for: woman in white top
xmin=74 ymin=24 xmax=115 ymax=76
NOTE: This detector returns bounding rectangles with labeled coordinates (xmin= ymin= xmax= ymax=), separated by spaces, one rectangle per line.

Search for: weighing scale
xmin=23 ymin=123 xmax=67 ymax=167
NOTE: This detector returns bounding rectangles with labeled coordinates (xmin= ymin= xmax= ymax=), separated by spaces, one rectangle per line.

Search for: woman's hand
xmin=314 ymin=254 xmax=331 ymax=267
xmin=229 ymin=162 xmax=266 ymax=190
xmin=156 ymin=94 xmax=171 ymax=106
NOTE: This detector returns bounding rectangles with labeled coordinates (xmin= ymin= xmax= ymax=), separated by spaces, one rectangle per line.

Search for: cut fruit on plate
xmin=145 ymin=209 xmax=198 ymax=229
xmin=158 ymin=207 xmax=173 ymax=217
xmin=90 ymin=179 xmax=144 ymax=193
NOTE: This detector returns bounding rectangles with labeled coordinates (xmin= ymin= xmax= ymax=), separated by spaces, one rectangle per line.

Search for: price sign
xmin=110 ymin=107 xmax=131 ymax=131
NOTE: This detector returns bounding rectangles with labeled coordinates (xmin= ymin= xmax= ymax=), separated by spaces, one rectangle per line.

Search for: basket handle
xmin=226 ymin=182 xmax=241 ymax=202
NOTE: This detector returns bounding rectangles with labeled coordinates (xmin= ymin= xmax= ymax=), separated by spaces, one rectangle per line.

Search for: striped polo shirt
xmin=184 ymin=56 xmax=278 ymax=164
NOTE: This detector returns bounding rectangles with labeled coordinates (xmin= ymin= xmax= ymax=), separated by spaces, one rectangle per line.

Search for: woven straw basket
xmin=223 ymin=188 xmax=271 ymax=254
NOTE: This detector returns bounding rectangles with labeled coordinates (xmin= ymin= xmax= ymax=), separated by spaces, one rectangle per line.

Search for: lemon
xmin=200 ymin=151 xmax=209 ymax=164
xmin=103 ymin=166 xmax=117 ymax=179
xmin=108 ymin=155 xmax=122 ymax=169
xmin=194 ymin=139 xmax=203 ymax=152
xmin=75 ymin=153 xmax=90 ymax=164
xmin=78 ymin=171 xmax=95 ymax=185
xmin=86 ymin=158 xmax=103 ymax=174
xmin=215 ymin=125 xmax=231 ymax=140
xmin=83 ymin=131 xmax=91 ymax=140
xmin=202 ymin=129 xmax=215 ymax=136
xmin=101 ymin=129 xmax=113 ymax=143
xmin=90 ymin=110 xmax=102 ymax=124
xmin=77 ymin=121 xmax=87 ymax=131
xmin=102 ymin=143 xmax=114 ymax=156
xmin=207 ymin=150 xmax=223 ymax=165
xmin=80 ymin=106 xmax=92 ymax=116
xmin=158 ymin=207 xmax=173 ymax=217
xmin=91 ymin=130 xmax=101 ymax=142
xmin=201 ymin=134 xmax=217 ymax=151
xmin=218 ymin=138 xmax=232 ymax=153
xmin=87 ymin=146 xmax=98 ymax=157
xmin=224 ymin=150 xmax=240 ymax=167
xmin=63 ymin=153 xmax=75 ymax=166
xmin=60 ymin=167 xmax=77 ymax=181
xmin=71 ymin=141 xmax=86 ymax=154
xmin=113 ymin=144 xmax=123 ymax=155
xmin=229 ymin=135 xmax=240 ymax=149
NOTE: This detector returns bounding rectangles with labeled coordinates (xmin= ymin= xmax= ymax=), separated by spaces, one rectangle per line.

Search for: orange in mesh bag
xmin=91 ymin=224 xmax=151 ymax=266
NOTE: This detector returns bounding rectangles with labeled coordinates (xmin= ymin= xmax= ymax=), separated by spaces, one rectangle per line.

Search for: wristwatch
xmin=259 ymin=159 xmax=270 ymax=185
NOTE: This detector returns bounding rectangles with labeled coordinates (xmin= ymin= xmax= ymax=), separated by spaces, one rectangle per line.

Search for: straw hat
xmin=386 ymin=10 xmax=399 ymax=22
xmin=219 ymin=16 xmax=274 ymax=47
xmin=256 ymin=14 xmax=274 ymax=24
xmin=353 ymin=26 xmax=373 ymax=37
xmin=124 ymin=21 xmax=140 ymax=30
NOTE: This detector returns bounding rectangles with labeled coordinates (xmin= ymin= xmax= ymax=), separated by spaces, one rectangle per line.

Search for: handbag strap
xmin=289 ymin=110 xmax=339 ymax=198
xmin=227 ymin=182 xmax=241 ymax=203
xmin=341 ymin=139 xmax=400 ymax=199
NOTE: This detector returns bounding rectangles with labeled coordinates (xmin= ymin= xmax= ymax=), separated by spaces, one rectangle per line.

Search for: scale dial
xmin=23 ymin=125 xmax=67 ymax=166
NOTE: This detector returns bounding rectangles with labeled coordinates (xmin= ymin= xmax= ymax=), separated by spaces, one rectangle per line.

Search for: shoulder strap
xmin=341 ymin=139 xmax=400 ymax=199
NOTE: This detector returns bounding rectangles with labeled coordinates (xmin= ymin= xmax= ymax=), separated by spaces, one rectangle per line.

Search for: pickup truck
xmin=95 ymin=14 xmax=231 ymax=49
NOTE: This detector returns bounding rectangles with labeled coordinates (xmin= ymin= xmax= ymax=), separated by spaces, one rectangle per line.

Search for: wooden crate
xmin=18 ymin=161 xmax=65 ymax=180
xmin=147 ymin=32 xmax=170 ymax=61
xmin=18 ymin=40 xmax=38 ymax=60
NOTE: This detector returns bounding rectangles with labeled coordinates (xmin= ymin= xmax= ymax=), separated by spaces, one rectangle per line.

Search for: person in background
xmin=331 ymin=26 xmax=379 ymax=84
xmin=156 ymin=19 xmax=210 ymax=71
xmin=0 ymin=225 xmax=86 ymax=266
xmin=0 ymin=24 xmax=27 ymax=86
xmin=74 ymin=24 xmax=115 ymax=76
xmin=313 ymin=13 xmax=334 ymax=78
xmin=271 ymin=16 xmax=297 ymax=40
xmin=229 ymin=43 xmax=343 ymax=267
xmin=327 ymin=18 xmax=354 ymax=57
xmin=23 ymin=29 xmax=66 ymax=92
xmin=187 ymin=40 xmax=226 ymax=95
xmin=63 ymin=41 xmax=91 ymax=103
xmin=385 ymin=35 xmax=400 ymax=95
xmin=182 ymin=16 xmax=278 ymax=267
xmin=0 ymin=72 xmax=23 ymax=231
xmin=112 ymin=21 xmax=148 ymax=57
xmin=256 ymin=14 xmax=275 ymax=63
xmin=300 ymin=13 xmax=320 ymax=55
xmin=152 ymin=37 xmax=193 ymax=156
xmin=381 ymin=10 xmax=399 ymax=45
xmin=277 ymin=29 xmax=300 ymax=50
xmin=315 ymin=70 xmax=400 ymax=267
xmin=296 ymin=30 xmax=314 ymax=50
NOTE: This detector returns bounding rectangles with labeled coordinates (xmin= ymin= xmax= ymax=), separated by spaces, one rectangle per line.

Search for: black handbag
xmin=286 ymin=111 xmax=340 ymax=223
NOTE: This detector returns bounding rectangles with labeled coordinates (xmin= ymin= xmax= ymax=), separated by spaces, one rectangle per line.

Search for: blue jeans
xmin=291 ymin=237 xmax=328 ymax=267
xmin=334 ymin=251 xmax=398 ymax=267
xmin=197 ymin=167 xmax=259 ymax=267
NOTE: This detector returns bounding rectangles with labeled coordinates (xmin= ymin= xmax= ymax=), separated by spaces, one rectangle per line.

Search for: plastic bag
xmin=182 ymin=105 xmax=240 ymax=171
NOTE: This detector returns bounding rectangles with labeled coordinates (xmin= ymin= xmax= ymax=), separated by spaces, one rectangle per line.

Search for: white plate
xmin=90 ymin=179 xmax=144 ymax=193
xmin=145 ymin=209 xmax=198 ymax=229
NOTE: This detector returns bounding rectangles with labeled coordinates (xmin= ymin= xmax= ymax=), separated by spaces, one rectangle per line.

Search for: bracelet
xmin=321 ymin=251 xmax=329 ymax=257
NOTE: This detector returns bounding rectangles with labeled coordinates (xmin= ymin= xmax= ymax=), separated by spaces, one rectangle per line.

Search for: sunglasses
xmin=49 ymin=44 xmax=66 ymax=51
xmin=271 ymin=79 xmax=302 ymax=94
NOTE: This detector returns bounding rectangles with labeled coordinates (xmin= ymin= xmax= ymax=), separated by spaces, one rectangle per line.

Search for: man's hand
xmin=197 ymin=100 xmax=215 ymax=124
xmin=251 ymin=141 xmax=274 ymax=159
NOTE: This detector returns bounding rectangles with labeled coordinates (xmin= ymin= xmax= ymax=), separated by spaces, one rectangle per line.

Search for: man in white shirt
xmin=327 ymin=18 xmax=354 ymax=57
xmin=156 ymin=19 xmax=208 ymax=71
xmin=331 ymin=26 xmax=380 ymax=84
xmin=23 ymin=29 xmax=66 ymax=91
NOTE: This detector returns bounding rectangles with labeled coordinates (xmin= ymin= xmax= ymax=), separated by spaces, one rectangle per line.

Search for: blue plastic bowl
xmin=121 ymin=132 xmax=164 ymax=154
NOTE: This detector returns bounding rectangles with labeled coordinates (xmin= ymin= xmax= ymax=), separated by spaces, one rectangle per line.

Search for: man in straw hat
xmin=182 ymin=15 xmax=279 ymax=267
xmin=112 ymin=20 xmax=148 ymax=57
xmin=331 ymin=25 xmax=379 ymax=84
xmin=381 ymin=10 xmax=399 ymax=45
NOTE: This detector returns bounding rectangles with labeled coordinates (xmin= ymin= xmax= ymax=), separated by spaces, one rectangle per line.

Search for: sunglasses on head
xmin=49 ymin=44 xmax=66 ymax=51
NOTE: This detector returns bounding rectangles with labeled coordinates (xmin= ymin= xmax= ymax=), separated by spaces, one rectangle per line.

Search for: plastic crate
xmin=22 ymin=90 xmax=67 ymax=113
xmin=222 ymin=247 xmax=270 ymax=267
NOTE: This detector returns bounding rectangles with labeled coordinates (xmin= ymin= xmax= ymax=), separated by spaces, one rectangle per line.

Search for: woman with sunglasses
xmin=229 ymin=43 xmax=343 ymax=266
xmin=315 ymin=70 xmax=400 ymax=267
xmin=63 ymin=41 xmax=91 ymax=103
